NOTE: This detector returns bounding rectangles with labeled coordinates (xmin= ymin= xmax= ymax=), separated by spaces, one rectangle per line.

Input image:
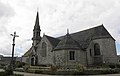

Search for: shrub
xmin=0 ymin=71 xmax=24 ymax=76
xmin=0 ymin=71 xmax=5 ymax=76
xmin=116 ymin=64 xmax=120 ymax=68
xmin=23 ymin=64 xmax=30 ymax=71
xmin=73 ymin=69 xmax=119 ymax=75
xmin=101 ymin=63 xmax=109 ymax=68
xmin=5 ymin=70 xmax=13 ymax=75
xmin=4 ymin=64 xmax=14 ymax=75
xmin=12 ymin=74 xmax=24 ymax=76
xmin=101 ymin=69 xmax=119 ymax=74
xmin=0 ymin=64 xmax=6 ymax=69
xmin=15 ymin=62 xmax=26 ymax=68
xmin=76 ymin=64 xmax=86 ymax=72
xmin=108 ymin=63 xmax=116 ymax=69
xmin=50 ymin=65 xmax=59 ymax=72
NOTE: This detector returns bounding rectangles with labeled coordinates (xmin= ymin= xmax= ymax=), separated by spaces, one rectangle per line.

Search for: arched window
xmin=90 ymin=49 xmax=92 ymax=56
xmin=31 ymin=58 xmax=34 ymax=65
xmin=35 ymin=56 xmax=38 ymax=65
xmin=41 ymin=42 xmax=47 ymax=57
xmin=94 ymin=43 xmax=100 ymax=56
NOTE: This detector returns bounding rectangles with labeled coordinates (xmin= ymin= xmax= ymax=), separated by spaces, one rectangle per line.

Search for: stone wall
xmin=36 ymin=36 xmax=118 ymax=67
xmin=37 ymin=36 xmax=54 ymax=65
xmin=54 ymin=50 xmax=65 ymax=66
xmin=86 ymin=41 xmax=94 ymax=65
xmin=87 ymin=38 xmax=118 ymax=65
xmin=54 ymin=49 xmax=86 ymax=68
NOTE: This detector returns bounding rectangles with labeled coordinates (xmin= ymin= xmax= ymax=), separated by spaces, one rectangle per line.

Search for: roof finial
xmin=67 ymin=28 xmax=69 ymax=34
xmin=37 ymin=7 xmax=39 ymax=12
xmin=43 ymin=32 xmax=45 ymax=35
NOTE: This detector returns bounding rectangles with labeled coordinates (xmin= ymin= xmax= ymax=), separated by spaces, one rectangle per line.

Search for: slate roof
xmin=54 ymin=33 xmax=80 ymax=50
xmin=58 ymin=25 xmax=114 ymax=50
xmin=22 ymin=46 xmax=33 ymax=57
xmin=45 ymin=35 xmax=60 ymax=48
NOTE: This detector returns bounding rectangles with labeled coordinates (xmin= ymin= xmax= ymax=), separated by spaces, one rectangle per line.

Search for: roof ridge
xmin=68 ymin=24 xmax=104 ymax=36
xmin=45 ymin=35 xmax=60 ymax=40
xmin=57 ymin=24 xmax=104 ymax=39
xmin=44 ymin=35 xmax=60 ymax=48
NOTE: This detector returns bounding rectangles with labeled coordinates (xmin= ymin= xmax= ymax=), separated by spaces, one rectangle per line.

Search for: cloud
xmin=0 ymin=0 xmax=120 ymax=56
xmin=0 ymin=1 xmax=15 ymax=56
xmin=0 ymin=1 xmax=15 ymax=18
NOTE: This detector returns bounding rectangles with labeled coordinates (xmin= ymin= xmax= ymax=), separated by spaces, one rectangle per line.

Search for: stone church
xmin=22 ymin=12 xmax=118 ymax=67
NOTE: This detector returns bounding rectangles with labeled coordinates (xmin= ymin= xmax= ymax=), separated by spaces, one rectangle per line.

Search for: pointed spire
xmin=32 ymin=11 xmax=41 ymax=46
xmin=67 ymin=28 xmax=69 ymax=34
xmin=33 ymin=11 xmax=41 ymax=32
xmin=35 ymin=11 xmax=39 ymax=27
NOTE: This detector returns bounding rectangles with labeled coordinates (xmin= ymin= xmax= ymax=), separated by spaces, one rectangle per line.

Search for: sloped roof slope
xmin=58 ymin=25 xmax=114 ymax=49
xmin=54 ymin=33 xmax=80 ymax=50
xmin=22 ymin=46 xmax=33 ymax=57
xmin=45 ymin=35 xmax=60 ymax=48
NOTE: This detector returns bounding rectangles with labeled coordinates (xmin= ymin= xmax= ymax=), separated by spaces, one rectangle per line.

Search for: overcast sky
xmin=0 ymin=0 xmax=120 ymax=56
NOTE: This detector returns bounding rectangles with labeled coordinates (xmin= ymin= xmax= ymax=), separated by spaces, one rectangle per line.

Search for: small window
xmin=37 ymin=32 xmax=40 ymax=37
xmin=90 ymin=49 xmax=92 ymax=56
xmin=94 ymin=43 xmax=100 ymax=56
xmin=69 ymin=51 xmax=75 ymax=60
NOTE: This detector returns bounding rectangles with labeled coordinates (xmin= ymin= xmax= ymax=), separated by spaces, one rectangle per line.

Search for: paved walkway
xmin=14 ymin=71 xmax=120 ymax=76
xmin=1 ymin=69 xmax=120 ymax=76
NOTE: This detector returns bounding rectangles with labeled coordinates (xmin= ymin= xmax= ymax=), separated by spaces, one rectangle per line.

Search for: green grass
xmin=0 ymin=71 xmax=24 ymax=76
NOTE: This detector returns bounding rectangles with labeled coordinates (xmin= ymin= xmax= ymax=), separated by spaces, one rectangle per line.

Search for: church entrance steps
xmin=28 ymin=65 xmax=51 ymax=70
xmin=15 ymin=65 xmax=51 ymax=73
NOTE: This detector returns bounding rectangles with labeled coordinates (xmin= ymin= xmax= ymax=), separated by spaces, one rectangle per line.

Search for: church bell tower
xmin=32 ymin=11 xmax=41 ymax=46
